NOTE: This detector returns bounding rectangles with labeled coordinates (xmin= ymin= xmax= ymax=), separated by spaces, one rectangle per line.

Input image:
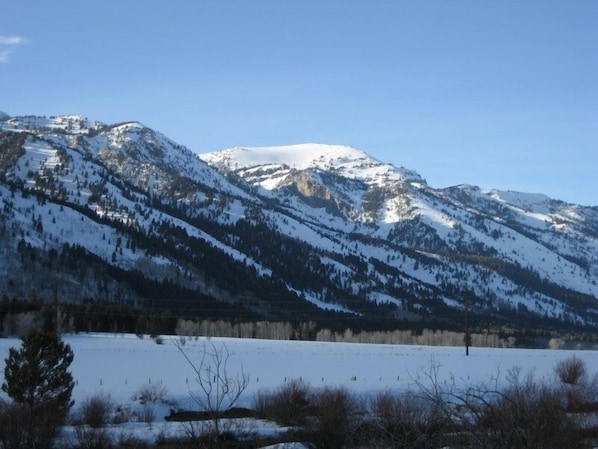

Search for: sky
xmin=1 ymin=1 xmax=596 ymax=205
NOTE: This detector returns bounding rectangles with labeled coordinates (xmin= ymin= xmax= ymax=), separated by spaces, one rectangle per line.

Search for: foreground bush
xmin=253 ymin=359 xmax=596 ymax=449
xmin=359 ymin=390 xmax=446 ymax=449
xmin=75 ymin=393 xmax=115 ymax=428
xmin=308 ymin=386 xmax=361 ymax=449
xmin=0 ymin=400 xmax=64 ymax=449
xmin=254 ymin=378 xmax=313 ymax=426
xmin=254 ymin=380 xmax=361 ymax=449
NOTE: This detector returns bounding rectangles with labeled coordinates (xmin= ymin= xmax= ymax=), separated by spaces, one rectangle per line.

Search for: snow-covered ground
xmin=2 ymin=333 xmax=598 ymax=445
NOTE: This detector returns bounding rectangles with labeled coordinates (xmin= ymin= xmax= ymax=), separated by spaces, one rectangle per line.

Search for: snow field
xmin=1 ymin=333 xmax=598 ymax=446
xmin=2 ymin=333 xmax=596 ymax=409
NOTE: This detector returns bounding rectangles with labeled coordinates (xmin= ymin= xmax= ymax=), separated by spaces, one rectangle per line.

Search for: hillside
xmin=1 ymin=113 xmax=597 ymax=334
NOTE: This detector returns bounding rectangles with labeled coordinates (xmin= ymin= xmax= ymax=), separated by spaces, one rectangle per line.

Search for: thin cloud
xmin=0 ymin=35 xmax=27 ymax=63
xmin=0 ymin=36 xmax=26 ymax=45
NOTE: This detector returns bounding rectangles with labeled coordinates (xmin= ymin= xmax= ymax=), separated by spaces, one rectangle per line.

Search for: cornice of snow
xmin=199 ymin=143 xmax=424 ymax=187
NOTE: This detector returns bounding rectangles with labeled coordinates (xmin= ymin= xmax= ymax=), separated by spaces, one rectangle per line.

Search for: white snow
xmin=200 ymin=144 xmax=367 ymax=170
xmin=199 ymin=144 xmax=423 ymax=186
xmin=1 ymin=333 xmax=597 ymax=445
xmin=489 ymin=189 xmax=553 ymax=213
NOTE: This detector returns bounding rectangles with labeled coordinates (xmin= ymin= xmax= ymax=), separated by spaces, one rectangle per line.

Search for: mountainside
xmin=1 ymin=113 xmax=597 ymax=334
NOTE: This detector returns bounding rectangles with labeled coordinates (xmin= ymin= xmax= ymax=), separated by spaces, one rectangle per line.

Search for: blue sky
xmin=1 ymin=1 xmax=596 ymax=205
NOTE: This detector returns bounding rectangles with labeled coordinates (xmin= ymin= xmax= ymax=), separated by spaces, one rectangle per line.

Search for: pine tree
xmin=2 ymin=331 xmax=75 ymax=415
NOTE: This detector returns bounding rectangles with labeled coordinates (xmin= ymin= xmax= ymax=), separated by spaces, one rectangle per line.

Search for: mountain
xmin=1 ymin=114 xmax=597 ymax=335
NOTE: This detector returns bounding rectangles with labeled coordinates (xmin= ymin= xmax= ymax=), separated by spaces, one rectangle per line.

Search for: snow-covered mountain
xmin=1 ymin=114 xmax=597 ymax=334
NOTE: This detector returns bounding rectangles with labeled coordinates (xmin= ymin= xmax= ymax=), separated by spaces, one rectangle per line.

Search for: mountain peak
xmin=200 ymin=143 xmax=423 ymax=185
xmin=0 ymin=113 xmax=92 ymax=134
xmin=201 ymin=143 xmax=364 ymax=169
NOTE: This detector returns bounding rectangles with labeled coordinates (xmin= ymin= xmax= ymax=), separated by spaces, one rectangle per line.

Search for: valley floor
xmin=2 ymin=333 xmax=598 ymax=446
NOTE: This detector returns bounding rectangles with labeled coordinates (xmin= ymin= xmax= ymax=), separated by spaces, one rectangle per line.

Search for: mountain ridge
xmin=1 ymin=113 xmax=597 ymax=335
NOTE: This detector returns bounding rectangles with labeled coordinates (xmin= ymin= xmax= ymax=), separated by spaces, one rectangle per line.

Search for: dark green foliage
xmin=2 ymin=331 xmax=75 ymax=415
xmin=0 ymin=131 xmax=27 ymax=172
xmin=0 ymin=400 xmax=64 ymax=449
xmin=362 ymin=186 xmax=386 ymax=218
xmin=0 ymin=332 xmax=74 ymax=449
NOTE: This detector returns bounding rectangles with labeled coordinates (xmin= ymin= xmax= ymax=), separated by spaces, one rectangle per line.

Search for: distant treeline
xmin=174 ymin=318 xmax=511 ymax=348
xmin=2 ymin=299 xmax=598 ymax=349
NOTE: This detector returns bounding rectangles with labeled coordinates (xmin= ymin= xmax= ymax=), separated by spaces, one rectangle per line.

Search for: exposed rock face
xmin=1 ymin=113 xmax=597 ymax=332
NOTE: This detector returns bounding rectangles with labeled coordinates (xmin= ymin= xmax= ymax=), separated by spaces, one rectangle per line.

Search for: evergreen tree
xmin=2 ymin=331 xmax=75 ymax=415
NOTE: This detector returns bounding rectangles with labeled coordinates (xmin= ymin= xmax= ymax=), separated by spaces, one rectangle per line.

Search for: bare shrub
xmin=365 ymin=390 xmax=442 ymax=449
xmin=480 ymin=367 xmax=582 ymax=449
xmin=115 ymin=431 xmax=149 ymax=449
xmin=308 ymin=386 xmax=361 ymax=449
xmin=555 ymin=356 xmax=587 ymax=386
xmin=137 ymin=404 xmax=156 ymax=423
xmin=76 ymin=393 xmax=114 ymax=428
xmin=410 ymin=360 xmax=585 ymax=449
xmin=177 ymin=420 xmax=238 ymax=449
xmin=257 ymin=383 xmax=360 ymax=449
xmin=70 ymin=425 xmax=113 ymax=449
xmin=131 ymin=383 xmax=171 ymax=425
xmin=133 ymin=381 xmax=171 ymax=406
xmin=112 ymin=404 xmax=135 ymax=425
xmin=254 ymin=378 xmax=313 ymax=426
xmin=178 ymin=420 xmax=211 ymax=445
xmin=554 ymin=356 xmax=594 ymax=412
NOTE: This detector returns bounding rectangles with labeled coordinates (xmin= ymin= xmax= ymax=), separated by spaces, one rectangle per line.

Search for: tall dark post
xmin=465 ymin=292 xmax=470 ymax=356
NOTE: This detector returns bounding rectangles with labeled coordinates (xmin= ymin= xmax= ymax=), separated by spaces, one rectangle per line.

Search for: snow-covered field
xmin=2 ymin=333 xmax=598 ymax=445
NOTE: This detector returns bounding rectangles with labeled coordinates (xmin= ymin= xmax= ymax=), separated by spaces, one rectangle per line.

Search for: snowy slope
xmin=1 ymin=113 xmax=598 ymax=332
xmin=200 ymin=143 xmax=598 ymax=326
xmin=200 ymin=143 xmax=422 ymax=188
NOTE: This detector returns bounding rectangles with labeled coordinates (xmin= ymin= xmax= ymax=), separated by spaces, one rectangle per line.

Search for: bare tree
xmin=174 ymin=339 xmax=249 ymax=447
xmin=411 ymin=361 xmax=584 ymax=449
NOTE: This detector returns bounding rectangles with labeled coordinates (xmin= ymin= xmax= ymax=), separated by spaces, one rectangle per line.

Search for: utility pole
xmin=465 ymin=292 xmax=470 ymax=356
